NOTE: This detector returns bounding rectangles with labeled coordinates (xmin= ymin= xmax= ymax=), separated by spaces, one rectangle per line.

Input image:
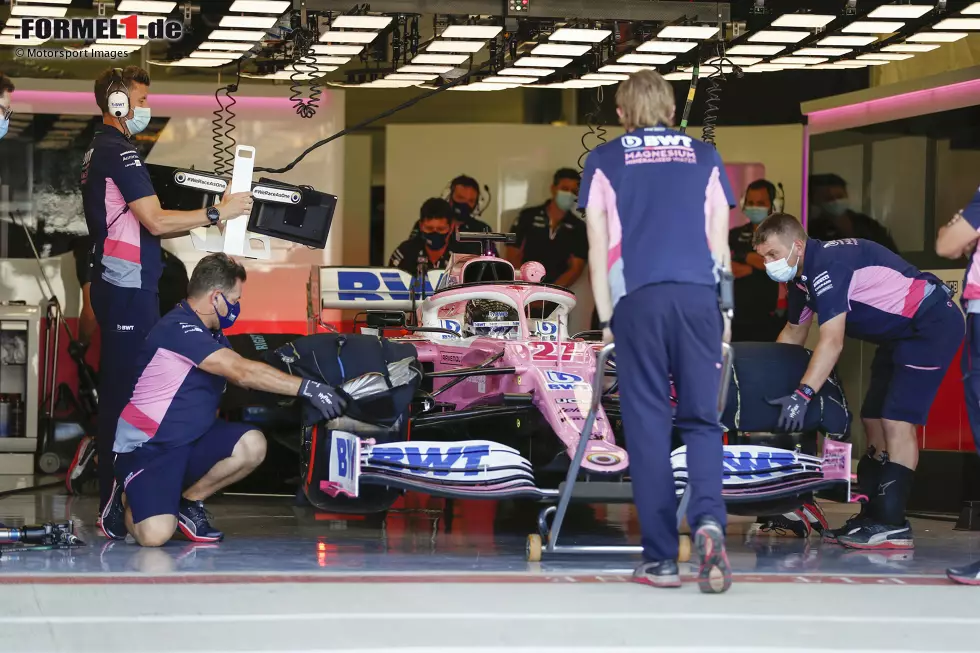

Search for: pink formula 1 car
xmin=296 ymin=234 xmax=852 ymax=516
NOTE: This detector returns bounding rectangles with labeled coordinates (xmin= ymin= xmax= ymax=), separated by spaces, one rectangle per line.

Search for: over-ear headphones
xmin=741 ymin=179 xmax=778 ymax=216
xmin=106 ymin=68 xmax=130 ymax=119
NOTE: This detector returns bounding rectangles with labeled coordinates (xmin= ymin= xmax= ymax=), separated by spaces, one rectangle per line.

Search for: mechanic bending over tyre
xmin=100 ymin=254 xmax=349 ymax=546
xmin=582 ymin=70 xmax=734 ymax=594
xmin=82 ymin=66 xmax=254 ymax=515
xmin=753 ymin=213 xmax=964 ymax=551
xmin=934 ymin=184 xmax=980 ymax=584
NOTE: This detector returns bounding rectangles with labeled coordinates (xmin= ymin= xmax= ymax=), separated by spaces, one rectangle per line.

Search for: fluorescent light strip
xmin=312 ymin=44 xmax=363 ymax=55
xmin=427 ymin=40 xmax=485 ymax=53
xmin=663 ymin=72 xmax=692 ymax=80
xmin=771 ymin=14 xmax=835 ymax=28
xmin=706 ymin=56 xmax=762 ymax=65
xmin=484 ymin=75 xmax=536 ymax=84
xmin=17 ymin=0 xmax=70 ymax=4
xmin=228 ymin=1 xmax=291 ymax=13
xmin=332 ymin=15 xmax=392 ymax=29
xmin=582 ymin=73 xmax=629 ymax=81
xmin=201 ymin=41 xmax=255 ymax=51
xmin=726 ymin=44 xmax=786 ymax=55
xmin=10 ymin=5 xmax=68 ymax=16
xmin=411 ymin=53 xmax=470 ymax=65
xmin=857 ymin=52 xmax=914 ymax=60
xmin=549 ymin=28 xmax=611 ymax=43
xmin=1 ymin=28 xmax=18 ymax=35
xmin=209 ymin=29 xmax=268 ymax=41
xmin=515 ymin=56 xmax=572 ymax=67
xmin=907 ymin=31 xmax=967 ymax=42
xmin=818 ymin=35 xmax=878 ymax=46
xmin=319 ymin=30 xmax=378 ymax=43
xmin=842 ymin=21 xmax=905 ymax=34
xmin=561 ymin=79 xmax=613 ymax=88
xmin=398 ymin=64 xmax=453 ymax=74
xmin=116 ymin=0 xmax=176 ymax=11
xmin=868 ymin=4 xmax=932 ymax=18
xmin=386 ymin=73 xmax=438 ymax=81
xmin=497 ymin=67 xmax=553 ymax=76
xmin=934 ymin=18 xmax=980 ymax=30
xmin=309 ymin=56 xmax=350 ymax=65
xmin=882 ymin=43 xmax=939 ymax=52
xmin=795 ymin=47 xmax=852 ymax=56
xmin=742 ymin=64 xmax=787 ymax=72
xmin=219 ymin=15 xmax=278 ymax=29
xmin=658 ymin=25 xmax=719 ymax=39
xmin=152 ymin=58 xmax=234 ymax=68
xmin=748 ymin=30 xmax=810 ymax=43
xmin=619 ymin=53 xmax=675 ymax=65
xmin=440 ymin=25 xmax=503 ymax=39
xmin=636 ymin=40 xmax=698 ymax=53
xmin=452 ymin=82 xmax=516 ymax=91
xmin=966 ymin=2 xmax=980 ymax=14
xmin=532 ymin=43 xmax=591 ymax=56
xmin=771 ymin=56 xmax=828 ymax=65
xmin=599 ymin=64 xmax=656 ymax=73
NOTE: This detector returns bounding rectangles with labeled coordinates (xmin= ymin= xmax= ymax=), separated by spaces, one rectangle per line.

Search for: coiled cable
xmin=701 ymin=41 xmax=743 ymax=148
xmin=577 ymin=86 xmax=607 ymax=170
xmin=289 ymin=27 xmax=321 ymax=119
xmin=211 ymin=59 xmax=241 ymax=175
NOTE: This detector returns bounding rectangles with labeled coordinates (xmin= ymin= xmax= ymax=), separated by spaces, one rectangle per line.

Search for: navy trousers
xmin=964 ymin=314 xmax=980 ymax=453
xmin=613 ymin=282 xmax=727 ymax=562
xmin=91 ymin=281 xmax=159 ymax=510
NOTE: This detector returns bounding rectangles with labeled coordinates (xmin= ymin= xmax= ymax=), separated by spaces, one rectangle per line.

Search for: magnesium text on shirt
xmin=621 ymin=133 xmax=698 ymax=166
xmin=19 ymin=16 xmax=183 ymax=41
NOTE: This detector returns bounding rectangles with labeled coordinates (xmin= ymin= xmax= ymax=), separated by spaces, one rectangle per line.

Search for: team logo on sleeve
xmin=813 ymin=271 xmax=833 ymax=297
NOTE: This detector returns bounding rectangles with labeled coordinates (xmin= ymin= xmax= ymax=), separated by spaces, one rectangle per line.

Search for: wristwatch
xmin=206 ymin=206 xmax=221 ymax=226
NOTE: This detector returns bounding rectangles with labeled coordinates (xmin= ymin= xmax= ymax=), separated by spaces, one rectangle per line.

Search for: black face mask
xmin=451 ymin=201 xmax=473 ymax=221
xmin=423 ymin=231 xmax=448 ymax=250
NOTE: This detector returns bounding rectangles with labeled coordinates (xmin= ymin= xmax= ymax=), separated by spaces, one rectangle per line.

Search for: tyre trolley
xmin=527 ymin=341 xmax=733 ymax=563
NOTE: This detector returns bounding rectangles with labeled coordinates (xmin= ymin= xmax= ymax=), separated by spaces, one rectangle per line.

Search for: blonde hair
xmin=615 ymin=70 xmax=676 ymax=131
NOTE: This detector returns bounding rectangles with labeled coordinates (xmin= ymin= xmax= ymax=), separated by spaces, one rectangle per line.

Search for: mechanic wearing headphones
xmin=934 ymin=185 xmax=980 ymax=584
xmin=409 ymin=175 xmax=491 ymax=255
xmin=583 ymin=70 xmax=734 ymax=593
xmin=505 ymin=168 xmax=588 ymax=288
xmin=82 ymin=66 xmax=252 ymax=517
xmin=389 ymin=198 xmax=454 ymax=275
xmin=100 ymin=254 xmax=348 ymax=544
xmin=753 ymin=213 xmax=964 ymax=550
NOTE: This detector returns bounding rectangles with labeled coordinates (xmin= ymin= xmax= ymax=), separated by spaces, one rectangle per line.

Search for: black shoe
xmin=694 ymin=518 xmax=732 ymax=594
xmin=823 ymin=515 xmax=871 ymax=545
xmin=177 ymin=499 xmax=224 ymax=543
xmin=753 ymin=511 xmax=811 ymax=539
xmin=99 ymin=482 xmax=126 ymax=541
xmin=837 ymin=520 xmax=913 ymax=550
xmin=947 ymin=560 xmax=980 ymax=585
xmin=632 ymin=559 xmax=681 ymax=588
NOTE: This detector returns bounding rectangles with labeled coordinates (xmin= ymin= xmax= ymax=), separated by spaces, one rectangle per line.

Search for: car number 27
xmin=529 ymin=341 xmax=577 ymax=362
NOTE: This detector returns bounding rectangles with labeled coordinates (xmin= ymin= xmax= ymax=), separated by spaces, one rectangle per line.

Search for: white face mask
xmin=765 ymin=243 xmax=800 ymax=283
xmin=125 ymin=107 xmax=151 ymax=135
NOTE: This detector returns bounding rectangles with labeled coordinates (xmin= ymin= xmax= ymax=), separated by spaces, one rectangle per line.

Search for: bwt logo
xmin=722 ymin=451 xmax=797 ymax=479
xmin=545 ymin=370 xmax=587 ymax=390
xmin=370 ymin=445 xmax=488 ymax=477
xmin=19 ymin=16 xmax=184 ymax=42
xmin=334 ymin=436 xmax=357 ymax=480
xmin=337 ymin=270 xmax=439 ymax=301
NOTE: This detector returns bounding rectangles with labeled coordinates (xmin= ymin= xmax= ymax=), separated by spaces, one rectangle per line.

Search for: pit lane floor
xmin=1 ymin=489 xmax=979 ymax=652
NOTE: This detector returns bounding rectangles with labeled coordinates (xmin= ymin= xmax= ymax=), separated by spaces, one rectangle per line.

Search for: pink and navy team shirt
xmin=81 ymin=129 xmax=161 ymax=291
xmin=787 ymin=238 xmax=941 ymax=344
xmin=957 ymin=187 xmax=980 ymax=308
xmin=578 ymin=126 xmax=735 ymax=308
xmin=114 ymin=303 xmax=230 ymax=453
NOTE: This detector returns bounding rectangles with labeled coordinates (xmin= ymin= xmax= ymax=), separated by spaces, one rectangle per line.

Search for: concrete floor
xmin=1 ymin=488 xmax=979 ymax=652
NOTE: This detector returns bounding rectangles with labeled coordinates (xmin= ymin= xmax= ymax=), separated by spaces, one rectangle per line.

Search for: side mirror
xmin=365 ymin=311 xmax=407 ymax=328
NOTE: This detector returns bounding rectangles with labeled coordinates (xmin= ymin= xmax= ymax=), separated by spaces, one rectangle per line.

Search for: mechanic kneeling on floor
xmin=753 ymin=213 xmax=964 ymax=550
xmin=101 ymin=254 xmax=348 ymax=546
xmin=583 ymin=70 xmax=734 ymax=593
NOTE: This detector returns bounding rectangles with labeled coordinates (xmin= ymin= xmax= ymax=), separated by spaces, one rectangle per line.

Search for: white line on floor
xmin=2 ymin=612 xmax=980 ymax=626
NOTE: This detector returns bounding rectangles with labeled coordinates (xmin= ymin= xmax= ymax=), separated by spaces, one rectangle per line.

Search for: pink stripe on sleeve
xmin=848 ymin=266 xmax=918 ymax=317
xmin=703 ymin=166 xmax=727 ymax=247
xmin=588 ymin=168 xmax=622 ymax=272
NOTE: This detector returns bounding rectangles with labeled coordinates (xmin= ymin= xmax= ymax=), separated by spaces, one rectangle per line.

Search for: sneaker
xmin=66 ymin=436 xmax=97 ymax=495
xmin=800 ymin=502 xmax=829 ymax=534
xmin=754 ymin=511 xmax=812 ymax=539
xmin=837 ymin=520 xmax=914 ymax=550
xmin=694 ymin=518 xmax=732 ymax=594
xmin=632 ymin=559 xmax=681 ymax=588
xmin=177 ymin=499 xmax=224 ymax=543
xmin=99 ymin=482 xmax=126 ymax=541
xmin=946 ymin=560 xmax=980 ymax=586
xmin=823 ymin=515 xmax=872 ymax=545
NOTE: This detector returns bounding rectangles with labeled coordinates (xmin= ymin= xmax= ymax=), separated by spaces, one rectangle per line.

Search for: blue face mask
xmin=422 ymin=231 xmax=448 ymax=250
xmin=821 ymin=198 xmax=850 ymax=218
xmin=554 ymin=190 xmax=577 ymax=212
xmin=744 ymin=206 xmax=769 ymax=225
xmin=125 ymin=107 xmax=151 ymax=135
xmin=215 ymin=293 xmax=240 ymax=330
xmin=0 ymin=118 xmax=8 ymax=140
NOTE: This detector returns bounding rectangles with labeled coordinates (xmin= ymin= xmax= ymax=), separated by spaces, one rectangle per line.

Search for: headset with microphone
xmin=105 ymin=68 xmax=130 ymax=119
xmin=739 ymin=179 xmax=782 ymax=216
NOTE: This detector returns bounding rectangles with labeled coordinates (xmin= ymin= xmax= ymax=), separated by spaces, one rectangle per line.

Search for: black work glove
xmin=766 ymin=390 xmax=811 ymax=433
xmin=298 ymin=379 xmax=348 ymax=421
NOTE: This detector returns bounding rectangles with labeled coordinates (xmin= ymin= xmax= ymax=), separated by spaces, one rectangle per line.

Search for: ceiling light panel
xmin=532 ymin=43 xmax=591 ymax=56
xmin=497 ymin=67 xmax=553 ymax=76
xmin=706 ymin=56 xmax=762 ymax=65
xmin=332 ymin=16 xmax=392 ymax=29
xmin=452 ymin=82 xmax=516 ymax=91
xmin=364 ymin=79 xmax=419 ymax=88
xmin=934 ymin=18 xmax=980 ymax=30
xmin=726 ymin=44 xmax=786 ymax=55
xmin=427 ymin=40 xmax=485 ymax=53
xmin=582 ymin=73 xmax=629 ymax=81
xmin=116 ymin=0 xmax=175 ymax=12
xmin=907 ymin=31 xmax=967 ymax=41
xmin=742 ymin=64 xmax=787 ymax=72
xmin=771 ymin=56 xmax=828 ymax=65
xmin=818 ymin=35 xmax=878 ymax=46
xmin=14 ymin=0 xmax=70 ymax=4
xmin=228 ymin=1 xmax=290 ymax=13
xmin=10 ymin=5 xmax=68 ymax=16
xmin=0 ymin=36 xmax=46 ymax=45
xmin=154 ymin=58 xmax=234 ymax=67
xmin=549 ymin=28 xmax=611 ymax=43
xmin=749 ymin=30 xmax=810 ymax=43
xmin=219 ymin=15 xmax=278 ymax=29
xmin=599 ymin=64 xmax=656 ymax=73
xmin=209 ymin=29 xmax=268 ymax=41
xmin=312 ymin=44 xmax=363 ymax=55
xmin=484 ymin=75 xmax=536 ymax=84
xmin=663 ymin=72 xmax=692 ymax=80
xmin=618 ymin=53 xmax=675 ymax=65
xmin=398 ymin=64 xmax=453 ymax=74
xmin=515 ymin=56 xmax=572 ymax=67
xmin=795 ymin=47 xmax=852 ymax=56
xmin=440 ymin=25 xmax=503 ymax=39
xmin=201 ymin=41 xmax=255 ymax=51
xmin=319 ymin=30 xmax=378 ymax=43
xmin=868 ymin=4 xmax=932 ymax=18
xmin=386 ymin=73 xmax=438 ymax=81
xmin=857 ymin=52 xmax=914 ymax=60
xmin=842 ymin=21 xmax=905 ymax=33
xmin=965 ymin=2 xmax=980 ymax=14
xmin=771 ymin=14 xmax=835 ymax=28
xmin=637 ymin=40 xmax=698 ymax=53
xmin=657 ymin=25 xmax=719 ymax=39
xmin=882 ymin=43 xmax=939 ymax=52
xmin=412 ymin=53 xmax=470 ymax=65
